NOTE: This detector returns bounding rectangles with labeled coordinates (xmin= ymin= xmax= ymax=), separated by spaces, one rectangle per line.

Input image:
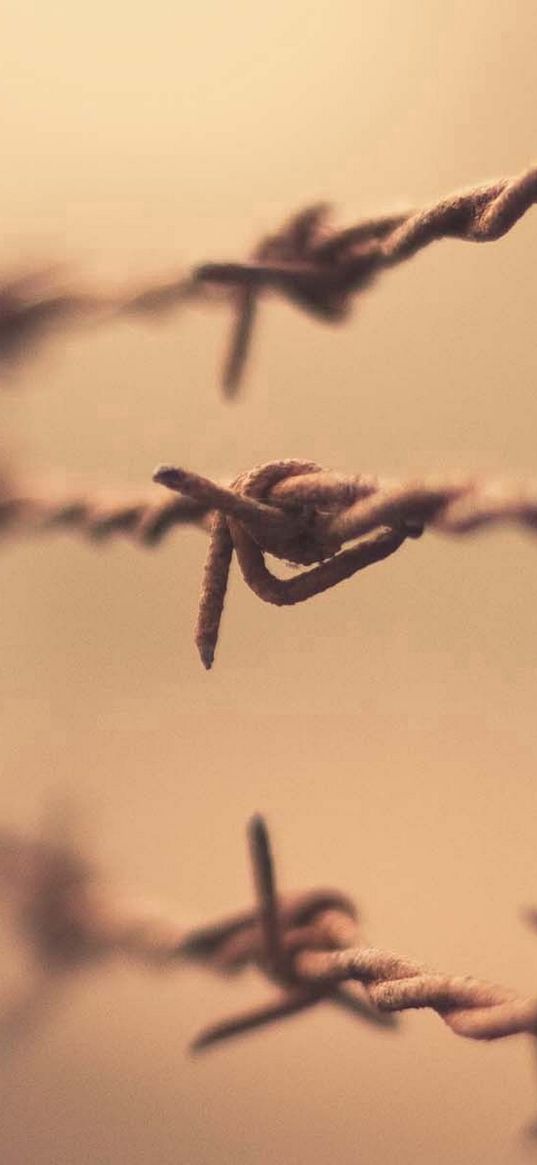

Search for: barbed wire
xmin=1 ymin=164 xmax=535 ymax=394
xmin=3 ymin=812 xmax=536 ymax=1058
xmin=154 ymin=458 xmax=537 ymax=668
xmin=0 ymin=473 xmax=210 ymax=546
xmin=183 ymin=814 xmax=396 ymax=1052
xmin=0 ymin=811 xmax=393 ymax=1048
xmin=2 ymin=459 xmax=536 ymax=667
xmin=186 ymin=816 xmax=537 ymax=1052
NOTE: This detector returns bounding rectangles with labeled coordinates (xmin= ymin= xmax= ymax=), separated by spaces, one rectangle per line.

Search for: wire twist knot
xmin=154 ymin=459 xmax=414 ymax=668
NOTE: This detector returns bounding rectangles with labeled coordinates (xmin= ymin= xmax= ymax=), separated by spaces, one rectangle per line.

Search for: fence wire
xmin=1 ymin=814 xmax=536 ymax=1055
xmin=2 ymin=459 xmax=537 ymax=668
xmin=1 ymin=163 xmax=535 ymax=394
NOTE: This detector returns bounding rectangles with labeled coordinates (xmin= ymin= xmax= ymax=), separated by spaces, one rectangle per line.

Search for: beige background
xmin=1 ymin=1 xmax=537 ymax=1161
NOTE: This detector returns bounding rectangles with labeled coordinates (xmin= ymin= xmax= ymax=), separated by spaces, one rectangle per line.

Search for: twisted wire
xmin=2 ymin=814 xmax=537 ymax=1058
xmin=0 ymin=814 xmax=392 ymax=1049
xmin=1 ymin=163 xmax=535 ymax=394
xmin=296 ymin=941 xmax=537 ymax=1041
xmin=0 ymin=267 xmax=205 ymax=374
xmin=154 ymin=459 xmax=537 ymax=668
xmin=1 ymin=459 xmax=536 ymax=670
xmin=0 ymin=475 xmax=211 ymax=546
xmin=200 ymin=164 xmax=537 ymax=392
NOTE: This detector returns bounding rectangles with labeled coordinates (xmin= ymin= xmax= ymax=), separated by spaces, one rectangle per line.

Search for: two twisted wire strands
xmin=1 ymin=164 xmax=536 ymax=393
xmin=154 ymin=459 xmax=537 ymax=668
xmin=3 ymin=815 xmax=537 ymax=1053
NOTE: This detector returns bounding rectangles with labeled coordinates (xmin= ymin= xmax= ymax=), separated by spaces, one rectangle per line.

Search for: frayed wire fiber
xmin=0 ymin=164 xmax=535 ymax=394
xmin=153 ymin=459 xmax=537 ymax=668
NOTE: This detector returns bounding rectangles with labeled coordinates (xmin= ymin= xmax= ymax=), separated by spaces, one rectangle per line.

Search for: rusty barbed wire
xmin=2 ymin=459 xmax=537 ymax=667
xmin=161 ymin=814 xmax=537 ymax=1050
xmin=154 ymin=458 xmax=537 ymax=668
xmin=181 ymin=814 xmax=396 ymax=1051
xmin=0 ymin=811 xmax=392 ymax=1049
xmin=1 ymin=164 xmax=536 ymax=394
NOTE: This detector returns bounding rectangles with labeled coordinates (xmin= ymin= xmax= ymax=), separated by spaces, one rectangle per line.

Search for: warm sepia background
xmin=1 ymin=2 xmax=537 ymax=1162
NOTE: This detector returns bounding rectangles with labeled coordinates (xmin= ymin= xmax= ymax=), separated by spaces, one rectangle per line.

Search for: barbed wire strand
xmin=2 ymin=460 xmax=536 ymax=668
xmin=0 ymin=812 xmax=392 ymax=1048
xmin=176 ymin=816 xmax=537 ymax=1050
xmin=2 ymin=810 xmax=537 ymax=1075
xmin=154 ymin=458 xmax=537 ymax=668
xmin=1 ymin=164 xmax=535 ymax=394
xmin=0 ymin=475 xmax=210 ymax=546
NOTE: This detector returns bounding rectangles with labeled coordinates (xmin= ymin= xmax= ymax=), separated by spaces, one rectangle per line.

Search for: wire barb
xmin=154 ymin=459 xmax=537 ymax=668
xmin=181 ymin=813 xmax=394 ymax=1052
xmin=180 ymin=816 xmax=537 ymax=1050
xmin=194 ymin=164 xmax=537 ymax=389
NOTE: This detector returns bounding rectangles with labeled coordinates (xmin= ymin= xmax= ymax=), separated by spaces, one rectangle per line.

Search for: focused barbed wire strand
xmin=1 ymin=164 xmax=536 ymax=393
xmin=154 ymin=458 xmax=537 ymax=668
xmin=2 ymin=459 xmax=537 ymax=666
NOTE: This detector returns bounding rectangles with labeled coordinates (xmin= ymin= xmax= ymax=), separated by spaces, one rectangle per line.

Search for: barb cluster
xmin=1 ymin=164 xmax=535 ymax=393
xmin=154 ymin=458 xmax=537 ymax=668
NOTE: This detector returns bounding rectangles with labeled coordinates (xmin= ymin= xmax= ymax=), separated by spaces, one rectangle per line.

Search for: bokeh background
xmin=1 ymin=1 xmax=537 ymax=1161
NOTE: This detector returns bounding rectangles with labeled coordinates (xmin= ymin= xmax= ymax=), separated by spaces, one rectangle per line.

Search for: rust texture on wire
xmin=2 ymin=460 xmax=537 ymax=667
xmin=1 ymin=164 xmax=536 ymax=394
xmin=154 ymin=458 xmax=537 ymax=669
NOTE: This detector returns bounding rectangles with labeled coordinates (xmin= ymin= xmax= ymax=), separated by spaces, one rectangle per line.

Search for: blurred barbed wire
xmin=1 ymin=164 xmax=535 ymax=395
xmin=2 ymin=812 xmax=537 ymax=1061
xmin=0 ymin=811 xmax=393 ymax=1050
